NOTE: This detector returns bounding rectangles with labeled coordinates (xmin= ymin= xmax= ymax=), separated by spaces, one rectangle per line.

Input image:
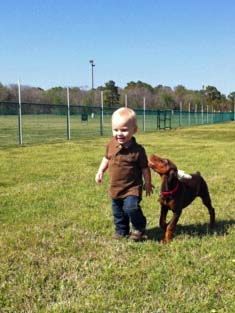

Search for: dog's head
xmin=148 ymin=154 xmax=178 ymax=180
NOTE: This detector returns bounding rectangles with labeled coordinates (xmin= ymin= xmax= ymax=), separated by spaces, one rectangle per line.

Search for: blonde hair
xmin=112 ymin=107 xmax=137 ymax=127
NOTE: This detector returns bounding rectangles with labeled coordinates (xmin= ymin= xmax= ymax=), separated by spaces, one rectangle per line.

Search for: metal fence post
xmin=188 ymin=102 xmax=191 ymax=126
xmin=67 ymin=87 xmax=71 ymax=140
xmin=179 ymin=102 xmax=182 ymax=126
xmin=100 ymin=91 xmax=104 ymax=136
xmin=234 ymin=101 xmax=235 ymax=121
xmin=195 ymin=104 xmax=197 ymax=124
xmin=18 ymin=80 xmax=23 ymax=145
xmin=157 ymin=110 xmax=160 ymax=129
xmin=125 ymin=94 xmax=128 ymax=107
xmin=201 ymin=104 xmax=204 ymax=124
xmin=143 ymin=97 xmax=146 ymax=132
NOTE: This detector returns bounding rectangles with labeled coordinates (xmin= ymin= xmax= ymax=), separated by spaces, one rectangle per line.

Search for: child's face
xmin=112 ymin=116 xmax=137 ymax=144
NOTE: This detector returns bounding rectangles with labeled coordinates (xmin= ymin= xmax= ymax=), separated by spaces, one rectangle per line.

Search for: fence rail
xmin=0 ymin=101 xmax=234 ymax=146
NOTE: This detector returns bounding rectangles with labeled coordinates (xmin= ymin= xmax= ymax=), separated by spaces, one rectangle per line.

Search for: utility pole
xmin=89 ymin=60 xmax=95 ymax=105
xmin=89 ymin=60 xmax=95 ymax=90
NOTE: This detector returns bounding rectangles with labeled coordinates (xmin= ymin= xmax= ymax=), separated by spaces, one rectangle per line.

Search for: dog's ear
xmin=168 ymin=169 xmax=178 ymax=183
xmin=162 ymin=159 xmax=169 ymax=166
xmin=167 ymin=159 xmax=177 ymax=170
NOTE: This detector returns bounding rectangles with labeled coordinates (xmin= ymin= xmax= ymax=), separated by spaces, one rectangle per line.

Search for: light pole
xmin=89 ymin=60 xmax=95 ymax=90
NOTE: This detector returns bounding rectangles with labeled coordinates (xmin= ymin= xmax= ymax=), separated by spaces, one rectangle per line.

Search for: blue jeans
xmin=112 ymin=196 xmax=146 ymax=236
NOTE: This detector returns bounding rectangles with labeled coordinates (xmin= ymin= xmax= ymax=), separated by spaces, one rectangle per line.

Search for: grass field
xmin=0 ymin=123 xmax=235 ymax=312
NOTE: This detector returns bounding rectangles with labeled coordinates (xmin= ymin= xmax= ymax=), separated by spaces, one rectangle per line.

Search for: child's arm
xmin=142 ymin=167 xmax=154 ymax=196
xmin=95 ymin=157 xmax=109 ymax=184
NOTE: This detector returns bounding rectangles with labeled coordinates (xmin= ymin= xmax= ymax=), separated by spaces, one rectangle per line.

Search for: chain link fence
xmin=0 ymin=101 xmax=234 ymax=146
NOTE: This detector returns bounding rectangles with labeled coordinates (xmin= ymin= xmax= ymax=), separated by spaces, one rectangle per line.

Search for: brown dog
xmin=148 ymin=154 xmax=215 ymax=243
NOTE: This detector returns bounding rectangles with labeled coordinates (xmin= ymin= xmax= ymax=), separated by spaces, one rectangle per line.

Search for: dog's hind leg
xmin=202 ymin=195 xmax=216 ymax=228
xmin=200 ymin=179 xmax=216 ymax=228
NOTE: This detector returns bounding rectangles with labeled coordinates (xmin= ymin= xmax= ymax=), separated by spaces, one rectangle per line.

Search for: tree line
xmin=0 ymin=81 xmax=235 ymax=111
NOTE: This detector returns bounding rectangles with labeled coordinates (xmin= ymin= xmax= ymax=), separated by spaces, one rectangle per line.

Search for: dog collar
xmin=161 ymin=182 xmax=179 ymax=197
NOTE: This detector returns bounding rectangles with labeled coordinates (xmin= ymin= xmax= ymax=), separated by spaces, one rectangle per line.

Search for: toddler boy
xmin=95 ymin=107 xmax=153 ymax=241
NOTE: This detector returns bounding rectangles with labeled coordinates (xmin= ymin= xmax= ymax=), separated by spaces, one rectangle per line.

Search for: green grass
xmin=0 ymin=123 xmax=235 ymax=313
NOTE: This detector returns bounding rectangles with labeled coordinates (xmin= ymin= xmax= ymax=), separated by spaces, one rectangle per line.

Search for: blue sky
xmin=1 ymin=0 xmax=235 ymax=95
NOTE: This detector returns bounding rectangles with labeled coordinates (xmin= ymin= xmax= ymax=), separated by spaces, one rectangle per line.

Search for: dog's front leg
xmin=159 ymin=205 xmax=168 ymax=243
xmin=164 ymin=210 xmax=182 ymax=243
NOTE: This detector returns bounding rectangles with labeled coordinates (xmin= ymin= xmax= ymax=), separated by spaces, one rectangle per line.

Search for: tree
xmin=228 ymin=92 xmax=235 ymax=112
xmin=45 ymin=87 xmax=66 ymax=104
xmin=153 ymin=85 xmax=175 ymax=108
xmin=21 ymin=86 xmax=45 ymax=103
xmin=174 ymin=85 xmax=187 ymax=107
xmin=203 ymin=86 xmax=223 ymax=110
xmin=125 ymin=81 xmax=153 ymax=93
xmin=122 ymin=81 xmax=154 ymax=108
xmin=0 ymin=81 xmax=233 ymax=111
xmin=184 ymin=91 xmax=202 ymax=110
xmin=0 ymin=83 xmax=10 ymax=101
xmin=160 ymin=93 xmax=175 ymax=108
xmin=228 ymin=91 xmax=235 ymax=102
xmin=81 ymin=90 xmax=93 ymax=106
xmin=103 ymin=80 xmax=120 ymax=107
xmin=204 ymin=85 xmax=221 ymax=101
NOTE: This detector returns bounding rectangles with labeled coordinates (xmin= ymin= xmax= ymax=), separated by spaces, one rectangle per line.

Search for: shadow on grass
xmin=146 ymin=219 xmax=235 ymax=242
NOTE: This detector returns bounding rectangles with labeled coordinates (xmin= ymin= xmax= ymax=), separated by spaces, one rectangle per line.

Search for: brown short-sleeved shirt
xmin=105 ymin=137 xmax=148 ymax=199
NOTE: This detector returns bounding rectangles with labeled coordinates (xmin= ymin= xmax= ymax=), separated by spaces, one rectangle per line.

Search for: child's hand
xmin=144 ymin=183 xmax=154 ymax=196
xmin=95 ymin=171 xmax=103 ymax=184
xmin=95 ymin=157 xmax=108 ymax=184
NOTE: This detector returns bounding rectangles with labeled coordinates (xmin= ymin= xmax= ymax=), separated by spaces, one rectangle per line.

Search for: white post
xmin=180 ymin=102 xmax=182 ymax=126
xmin=201 ymin=105 xmax=204 ymax=124
xmin=67 ymin=87 xmax=71 ymax=140
xmin=18 ymin=79 xmax=23 ymax=145
xmin=188 ymin=102 xmax=191 ymax=126
xmin=143 ymin=97 xmax=146 ymax=132
xmin=202 ymin=85 xmax=205 ymax=124
xmin=125 ymin=94 xmax=128 ymax=107
xmin=234 ymin=101 xmax=235 ymax=121
xmin=100 ymin=91 xmax=104 ymax=135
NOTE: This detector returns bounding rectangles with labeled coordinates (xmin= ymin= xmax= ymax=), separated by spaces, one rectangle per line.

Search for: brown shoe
xmin=129 ymin=230 xmax=148 ymax=241
xmin=113 ymin=233 xmax=128 ymax=240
